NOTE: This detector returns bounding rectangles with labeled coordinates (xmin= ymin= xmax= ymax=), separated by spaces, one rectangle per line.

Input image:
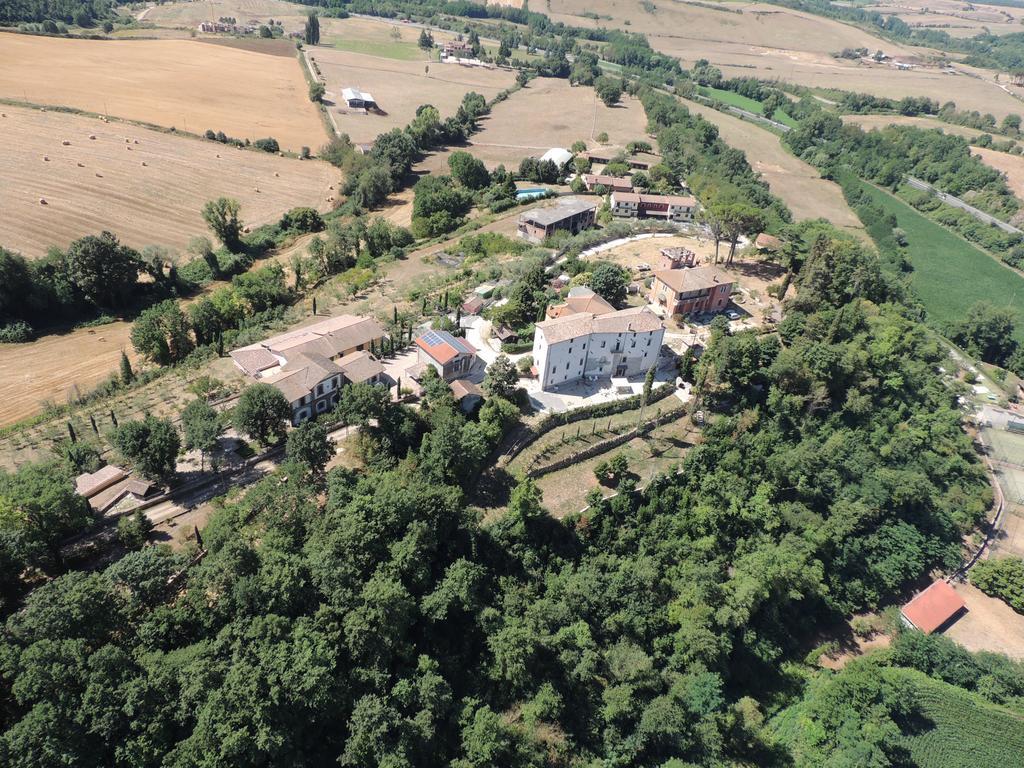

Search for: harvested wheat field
xmin=864 ymin=0 xmax=1024 ymax=37
xmin=0 ymin=105 xmax=338 ymax=259
xmin=680 ymin=98 xmax=864 ymax=236
xmin=415 ymin=79 xmax=651 ymax=173
xmin=548 ymin=0 xmax=1023 ymax=119
xmin=0 ymin=320 xmax=135 ymax=429
xmin=134 ymin=0 xmax=310 ymax=28
xmin=971 ymin=146 xmax=1024 ymax=201
xmin=0 ymin=33 xmax=327 ymax=151
xmin=311 ymin=48 xmax=515 ymax=144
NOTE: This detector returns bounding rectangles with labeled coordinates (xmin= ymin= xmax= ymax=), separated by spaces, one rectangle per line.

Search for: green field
xmin=856 ymin=181 xmax=1024 ymax=344
xmin=697 ymin=86 xmax=798 ymax=128
xmin=898 ymin=669 xmax=1024 ymax=767
xmin=325 ymin=37 xmax=427 ymax=61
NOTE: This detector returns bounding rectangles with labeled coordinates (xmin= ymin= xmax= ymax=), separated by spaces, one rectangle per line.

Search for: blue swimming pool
xmin=516 ymin=187 xmax=548 ymax=200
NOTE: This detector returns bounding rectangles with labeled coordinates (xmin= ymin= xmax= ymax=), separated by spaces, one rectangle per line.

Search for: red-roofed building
xmin=901 ymin=580 xmax=966 ymax=634
xmin=415 ymin=329 xmax=478 ymax=380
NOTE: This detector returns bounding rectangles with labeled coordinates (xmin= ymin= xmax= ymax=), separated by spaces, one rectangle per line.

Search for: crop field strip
xmin=855 ymin=180 xmax=1024 ymax=344
xmin=896 ymin=668 xmax=1024 ymax=767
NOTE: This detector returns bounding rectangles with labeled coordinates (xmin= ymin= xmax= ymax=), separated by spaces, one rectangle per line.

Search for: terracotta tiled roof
xmin=653 ymin=266 xmax=731 ymax=294
xmin=537 ymin=307 xmax=664 ymax=344
xmin=232 ymin=315 xmax=385 ymax=373
xmin=75 ymin=465 xmax=127 ymax=498
xmin=415 ymin=330 xmax=476 ymax=365
xmin=592 ymin=306 xmax=665 ymax=334
xmin=613 ymin=191 xmax=697 ymax=207
xmin=336 ymin=350 xmax=384 ymax=384
xmin=229 ymin=347 xmax=280 ymax=376
xmin=450 ymin=379 xmax=483 ymax=400
xmin=263 ymin=352 xmax=342 ymax=403
xmin=583 ymin=173 xmax=634 ymax=190
xmin=546 ymin=288 xmax=616 ymax=319
xmin=756 ymin=233 xmax=783 ymax=250
xmin=901 ymin=581 xmax=966 ymax=634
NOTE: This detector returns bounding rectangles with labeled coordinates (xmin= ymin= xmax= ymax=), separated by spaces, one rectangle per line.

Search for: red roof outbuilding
xmin=901 ymin=580 xmax=966 ymax=634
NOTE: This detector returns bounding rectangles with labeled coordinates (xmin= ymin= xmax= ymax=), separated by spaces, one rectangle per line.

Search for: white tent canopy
xmin=540 ymin=147 xmax=572 ymax=166
xmin=341 ymin=87 xmax=375 ymax=106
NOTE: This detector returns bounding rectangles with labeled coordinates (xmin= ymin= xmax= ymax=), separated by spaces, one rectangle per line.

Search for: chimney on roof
xmin=713 ymin=275 xmax=718 ymax=282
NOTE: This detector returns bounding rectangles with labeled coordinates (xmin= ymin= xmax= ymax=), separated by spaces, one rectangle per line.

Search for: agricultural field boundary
xmin=855 ymin=180 xmax=1024 ymax=343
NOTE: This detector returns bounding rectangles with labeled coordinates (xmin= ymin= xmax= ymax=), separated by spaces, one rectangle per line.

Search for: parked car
xmin=725 ymin=309 xmax=741 ymax=320
xmin=636 ymin=263 xmax=651 ymax=272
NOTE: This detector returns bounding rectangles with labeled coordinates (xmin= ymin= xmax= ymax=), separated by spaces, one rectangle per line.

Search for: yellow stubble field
xmin=0 ymin=104 xmax=339 ymax=258
xmin=547 ymin=0 xmax=1024 ymax=118
xmin=0 ymin=32 xmax=328 ymax=151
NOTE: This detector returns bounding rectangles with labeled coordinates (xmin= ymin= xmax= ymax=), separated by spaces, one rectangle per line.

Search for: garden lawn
xmin=697 ymin=86 xmax=798 ymax=128
xmin=856 ymin=181 xmax=1024 ymax=344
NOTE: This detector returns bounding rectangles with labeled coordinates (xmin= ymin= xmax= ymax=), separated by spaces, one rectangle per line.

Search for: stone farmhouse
xmin=581 ymin=173 xmax=635 ymax=193
xmin=649 ymin=265 xmax=733 ymax=316
xmin=611 ymin=191 xmax=699 ymax=223
xmin=517 ymin=197 xmax=597 ymax=242
xmin=230 ymin=315 xmax=387 ymax=424
xmin=415 ymin=329 xmax=478 ymax=381
xmin=533 ymin=305 xmax=665 ymax=389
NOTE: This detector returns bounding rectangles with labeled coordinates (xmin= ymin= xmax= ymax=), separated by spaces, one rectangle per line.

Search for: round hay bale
xmin=133 ymin=139 xmax=139 ymax=144
xmin=254 ymin=187 xmax=260 ymax=193
xmin=126 ymin=146 xmax=132 ymax=151
xmin=61 ymin=139 xmax=70 ymax=146
xmin=77 ymin=162 xmax=85 ymax=167
xmin=216 ymin=153 xmax=221 ymax=158
xmin=274 ymin=172 xmax=279 ymax=177
xmin=38 ymin=198 xmax=47 ymax=205
xmin=95 ymin=172 xmax=103 ymax=178
xmin=88 ymin=134 xmax=96 ymax=140
xmin=42 ymin=155 xmax=49 ymax=161
xmin=141 ymin=161 xmax=147 ymax=167
xmin=124 ymin=138 xmax=129 ymax=143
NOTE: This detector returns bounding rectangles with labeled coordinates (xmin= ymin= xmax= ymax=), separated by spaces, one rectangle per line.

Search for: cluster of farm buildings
xmin=198 ymin=21 xmax=257 ymax=34
xmin=227 ymin=242 xmax=737 ymax=425
xmin=514 ymin=146 xmax=700 ymax=242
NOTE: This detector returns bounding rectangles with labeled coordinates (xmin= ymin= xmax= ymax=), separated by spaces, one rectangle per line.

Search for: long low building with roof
xmin=532 ymin=305 xmax=665 ymax=389
xmin=517 ymin=197 xmax=597 ymax=243
xmin=230 ymin=315 xmax=387 ymax=424
xmin=581 ymin=173 xmax=635 ymax=193
xmin=611 ymin=191 xmax=699 ymax=222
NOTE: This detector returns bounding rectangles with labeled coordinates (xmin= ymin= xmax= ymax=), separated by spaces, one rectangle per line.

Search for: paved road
xmin=906 ymin=176 xmax=1022 ymax=234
